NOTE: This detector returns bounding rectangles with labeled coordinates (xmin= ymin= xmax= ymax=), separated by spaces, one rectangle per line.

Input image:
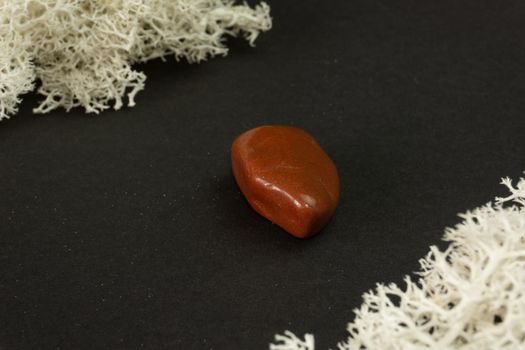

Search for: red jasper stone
xmin=231 ymin=125 xmax=340 ymax=238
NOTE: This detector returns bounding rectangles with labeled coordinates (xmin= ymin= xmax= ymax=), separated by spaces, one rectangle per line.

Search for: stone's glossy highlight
xmin=231 ymin=125 xmax=340 ymax=238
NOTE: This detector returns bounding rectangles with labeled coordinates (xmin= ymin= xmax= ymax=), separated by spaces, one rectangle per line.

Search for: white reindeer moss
xmin=0 ymin=0 xmax=271 ymax=120
xmin=0 ymin=30 xmax=35 ymax=118
xmin=271 ymin=176 xmax=525 ymax=350
xmin=270 ymin=331 xmax=315 ymax=350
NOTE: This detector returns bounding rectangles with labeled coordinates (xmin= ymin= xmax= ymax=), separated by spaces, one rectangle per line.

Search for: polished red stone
xmin=231 ymin=125 xmax=340 ymax=238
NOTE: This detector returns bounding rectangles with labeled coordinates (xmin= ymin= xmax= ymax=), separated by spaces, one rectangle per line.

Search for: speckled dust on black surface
xmin=1 ymin=1 xmax=525 ymax=349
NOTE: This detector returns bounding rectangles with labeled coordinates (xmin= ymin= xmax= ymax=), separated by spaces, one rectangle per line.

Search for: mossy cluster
xmin=0 ymin=0 xmax=271 ymax=120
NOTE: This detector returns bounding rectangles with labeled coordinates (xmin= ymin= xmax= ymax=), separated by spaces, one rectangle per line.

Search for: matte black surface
xmin=1 ymin=1 xmax=525 ymax=349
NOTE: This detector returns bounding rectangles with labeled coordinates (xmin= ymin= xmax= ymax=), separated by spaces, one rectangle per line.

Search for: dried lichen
xmin=270 ymin=331 xmax=315 ymax=350
xmin=271 ymin=175 xmax=525 ymax=350
xmin=0 ymin=0 xmax=271 ymax=120
xmin=0 ymin=30 xmax=35 ymax=118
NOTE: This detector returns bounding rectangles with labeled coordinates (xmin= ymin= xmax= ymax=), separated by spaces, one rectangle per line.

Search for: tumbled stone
xmin=231 ymin=125 xmax=340 ymax=238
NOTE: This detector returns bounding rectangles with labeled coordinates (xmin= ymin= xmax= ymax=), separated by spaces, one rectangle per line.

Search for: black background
xmin=1 ymin=1 xmax=525 ymax=349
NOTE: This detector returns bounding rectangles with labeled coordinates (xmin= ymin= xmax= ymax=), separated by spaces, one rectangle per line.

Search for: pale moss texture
xmin=271 ymin=176 xmax=525 ymax=350
xmin=0 ymin=0 xmax=271 ymax=120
